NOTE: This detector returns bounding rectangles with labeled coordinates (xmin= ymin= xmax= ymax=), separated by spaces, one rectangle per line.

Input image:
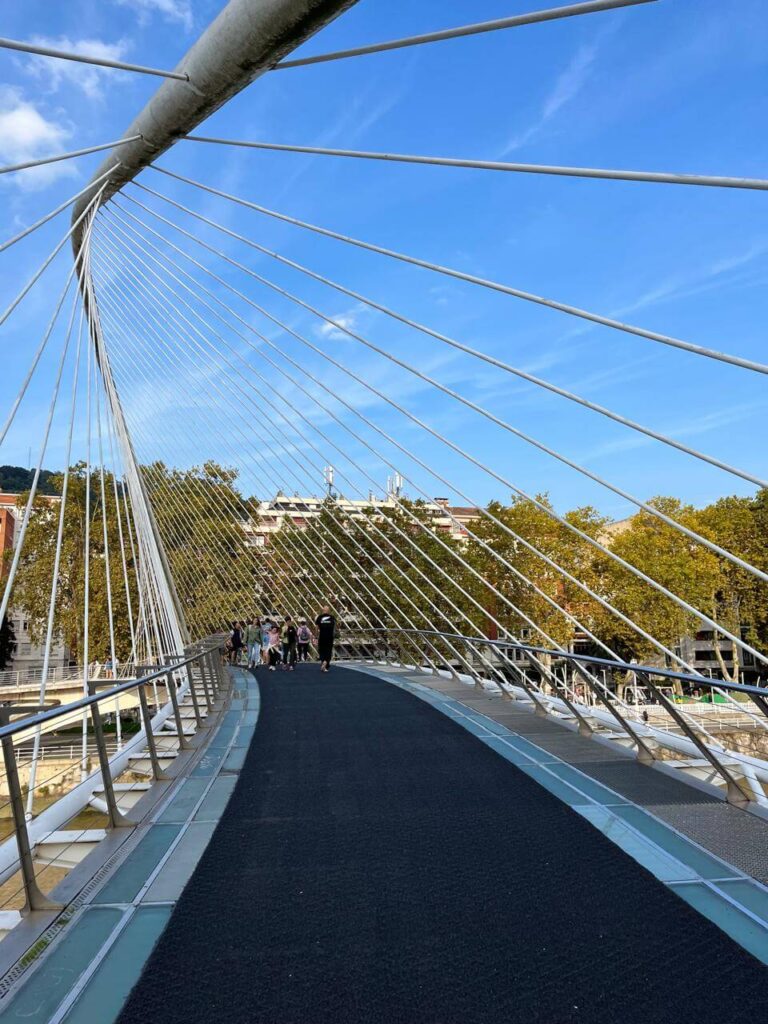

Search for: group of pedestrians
xmin=227 ymin=607 xmax=336 ymax=673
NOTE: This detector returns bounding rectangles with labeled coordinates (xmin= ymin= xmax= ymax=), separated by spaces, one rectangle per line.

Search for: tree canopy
xmin=7 ymin=459 xmax=767 ymax=679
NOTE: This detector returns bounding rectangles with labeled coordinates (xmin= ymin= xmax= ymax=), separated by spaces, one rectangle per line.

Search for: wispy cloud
xmin=612 ymin=240 xmax=768 ymax=319
xmin=577 ymin=402 xmax=764 ymax=464
xmin=0 ymin=86 xmax=74 ymax=191
xmin=114 ymin=0 xmax=193 ymax=31
xmin=271 ymin=78 xmax=410 ymax=203
xmin=315 ymin=305 xmax=366 ymax=341
xmin=21 ymin=36 xmax=132 ymax=100
xmin=503 ymin=40 xmax=601 ymax=154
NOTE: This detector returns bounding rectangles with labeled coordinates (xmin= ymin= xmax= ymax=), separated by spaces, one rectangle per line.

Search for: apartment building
xmin=244 ymin=490 xmax=480 ymax=547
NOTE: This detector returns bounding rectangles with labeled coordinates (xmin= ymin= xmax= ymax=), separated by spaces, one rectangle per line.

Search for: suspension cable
xmin=1 ymin=136 xmax=141 ymax=177
xmin=121 ymin=188 xmax=768 ymax=569
xmin=0 ymin=37 xmax=187 ymax=80
xmin=185 ymin=136 xmax=768 ymax=192
xmin=99 ymin=197 xmax=768 ymax=667
xmin=90 ymin=238 xmax=496 ymax=674
xmin=90 ymin=221 xmax=700 ymax=675
xmin=272 ymin=0 xmax=656 ymax=69
xmin=152 ymin=166 xmax=768 ymax=377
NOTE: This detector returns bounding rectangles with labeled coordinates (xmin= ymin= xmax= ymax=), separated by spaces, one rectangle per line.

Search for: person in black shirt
xmin=314 ymin=606 xmax=336 ymax=672
xmin=281 ymin=615 xmax=298 ymax=671
xmin=229 ymin=621 xmax=243 ymax=665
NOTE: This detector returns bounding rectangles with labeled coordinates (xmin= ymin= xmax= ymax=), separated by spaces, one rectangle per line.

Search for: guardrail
xmin=0 ymin=635 xmax=227 ymax=914
xmin=340 ymin=627 xmax=768 ymax=812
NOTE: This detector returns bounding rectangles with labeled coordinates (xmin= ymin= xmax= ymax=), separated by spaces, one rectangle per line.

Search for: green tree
xmin=144 ymin=461 xmax=263 ymax=637
xmin=11 ymin=464 xmax=138 ymax=664
xmin=594 ymin=497 xmax=723 ymax=663
xmin=466 ymin=496 xmax=608 ymax=650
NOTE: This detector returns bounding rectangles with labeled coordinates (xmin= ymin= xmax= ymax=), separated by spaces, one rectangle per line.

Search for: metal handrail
xmin=0 ymin=637 xmax=224 ymax=742
xmin=0 ymin=634 xmax=227 ymax=914
xmin=345 ymin=626 xmax=768 ymax=811
xmin=347 ymin=627 xmax=767 ymax=697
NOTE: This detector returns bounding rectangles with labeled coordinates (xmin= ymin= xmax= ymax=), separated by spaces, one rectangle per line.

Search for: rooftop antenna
xmin=323 ymin=465 xmax=335 ymax=498
xmin=387 ymin=472 xmax=403 ymax=499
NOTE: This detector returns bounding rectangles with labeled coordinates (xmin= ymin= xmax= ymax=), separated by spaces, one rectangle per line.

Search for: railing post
xmin=570 ymin=661 xmax=659 ymax=766
xmin=185 ymin=658 xmax=205 ymax=729
xmin=638 ymin=671 xmax=752 ymax=808
xmin=198 ymin=653 xmax=215 ymax=709
xmin=0 ymin=707 xmax=62 ymax=912
xmin=209 ymin=649 xmax=227 ymax=694
xmin=88 ymin=682 xmax=132 ymax=828
xmin=137 ymin=683 xmax=170 ymax=781
xmin=166 ymin=670 xmax=192 ymax=750
xmin=211 ymin=650 xmax=223 ymax=695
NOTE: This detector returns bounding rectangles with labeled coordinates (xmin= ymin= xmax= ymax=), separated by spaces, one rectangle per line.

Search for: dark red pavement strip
xmin=117 ymin=665 xmax=768 ymax=1024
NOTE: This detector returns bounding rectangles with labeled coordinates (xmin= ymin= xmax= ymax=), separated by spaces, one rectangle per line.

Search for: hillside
xmin=0 ymin=465 xmax=59 ymax=496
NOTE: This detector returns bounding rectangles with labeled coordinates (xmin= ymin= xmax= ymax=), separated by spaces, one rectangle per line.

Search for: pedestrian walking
xmin=296 ymin=619 xmax=312 ymax=661
xmin=229 ymin=621 xmax=243 ymax=665
xmin=267 ymin=625 xmax=282 ymax=670
xmin=245 ymin=617 xmax=262 ymax=668
xmin=315 ymin=606 xmax=336 ymax=673
xmin=261 ymin=618 xmax=272 ymax=665
xmin=281 ymin=615 xmax=298 ymax=670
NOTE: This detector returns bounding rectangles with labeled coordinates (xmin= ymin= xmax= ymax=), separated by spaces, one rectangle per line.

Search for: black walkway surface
xmin=118 ymin=666 xmax=767 ymax=1024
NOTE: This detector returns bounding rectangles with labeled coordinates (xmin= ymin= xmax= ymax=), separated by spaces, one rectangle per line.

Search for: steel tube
xmin=0 ymin=708 xmax=62 ymax=912
xmin=137 ymin=684 xmax=170 ymax=781
xmin=0 ymin=641 xmax=222 ymax=744
xmin=166 ymin=671 xmax=192 ymax=750
xmin=185 ymin=660 xmax=205 ymax=729
xmin=87 ymin=681 xmax=131 ymax=829
xmin=354 ymin=628 xmax=768 ymax=701
xmin=70 ymin=0 xmax=360 ymax=253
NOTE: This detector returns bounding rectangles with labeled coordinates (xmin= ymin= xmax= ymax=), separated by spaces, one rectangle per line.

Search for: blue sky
xmin=1 ymin=0 xmax=766 ymax=519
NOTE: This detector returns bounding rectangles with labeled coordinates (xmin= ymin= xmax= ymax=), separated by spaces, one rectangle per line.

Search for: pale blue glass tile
xmin=546 ymin=762 xmax=626 ymax=805
xmin=143 ymin=823 xmax=217 ymax=904
xmin=0 ymin=908 xmax=122 ymax=1022
xmin=194 ymin=776 xmax=237 ymax=821
xmin=94 ymin=825 xmax=181 ymax=904
xmin=612 ymin=806 xmax=734 ymax=880
xmin=499 ymin=735 xmax=552 ymax=761
xmin=242 ymin=710 xmax=259 ymax=726
xmin=456 ymin=718 xmax=495 ymax=739
xmin=516 ymin=764 xmax=591 ymax=807
xmin=63 ymin=907 xmax=172 ymax=1024
xmin=717 ymin=879 xmax=768 ymax=926
xmin=207 ymin=728 xmax=237 ymax=751
xmin=234 ymin=725 xmax=256 ymax=748
xmin=576 ymin=807 xmax=698 ymax=882
xmin=157 ymin=778 xmax=208 ymax=823
xmin=481 ymin=735 xmax=535 ymax=766
xmin=223 ymin=746 xmax=247 ymax=772
xmin=440 ymin=706 xmax=468 ymax=719
xmin=443 ymin=698 xmax=472 ymax=712
xmin=670 ymin=882 xmax=768 ymax=964
xmin=224 ymin=710 xmax=241 ymax=725
xmin=229 ymin=699 xmax=245 ymax=710
xmin=191 ymin=751 xmax=224 ymax=777
xmin=464 ymin=715 xmax=511 ymax=737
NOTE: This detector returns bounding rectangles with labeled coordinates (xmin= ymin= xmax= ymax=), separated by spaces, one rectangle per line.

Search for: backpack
xmin=298 ymin=625 xmax=310 ymax=643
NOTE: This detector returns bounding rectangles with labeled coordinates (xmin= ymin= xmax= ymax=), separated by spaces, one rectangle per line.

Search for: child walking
xmin=296 ymin=619 xmax=312 ymax=661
